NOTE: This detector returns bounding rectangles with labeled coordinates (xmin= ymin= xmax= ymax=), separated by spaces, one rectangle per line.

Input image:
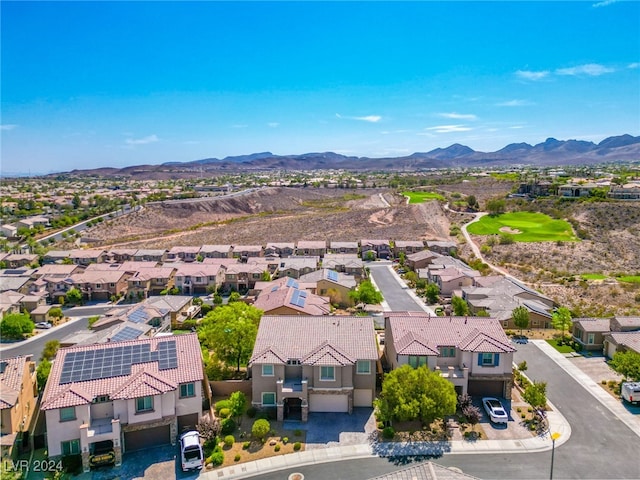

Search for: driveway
xmin=284 ymin=408 xmax=376 ymax=448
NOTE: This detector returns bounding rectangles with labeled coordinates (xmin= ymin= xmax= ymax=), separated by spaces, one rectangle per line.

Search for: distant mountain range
xmin=66 ymin=134 xmax=640 ymax=178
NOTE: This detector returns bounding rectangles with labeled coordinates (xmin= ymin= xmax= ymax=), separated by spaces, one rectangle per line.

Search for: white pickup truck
xmin=621 ymin=382 xmax=640 ymax=405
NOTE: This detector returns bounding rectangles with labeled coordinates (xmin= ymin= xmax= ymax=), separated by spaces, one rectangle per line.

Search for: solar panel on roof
xmin=327 ymin=270 xmax=339 ymax=282
xmin=111 ymin=326 xmax=143 ymax=342
xmin=58 ymin=340 xmax=178 ymax=385
xmin=290 ymin=289 xmax=307 ymax=308
xmin=285 ymin=278 xmax=299 ymax=289
xmin=128 ymin=307 xmax=149 ymax=324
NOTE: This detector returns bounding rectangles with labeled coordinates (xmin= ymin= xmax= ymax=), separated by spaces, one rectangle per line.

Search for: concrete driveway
xmin=284 ymin=408 xmax=377 ymax=448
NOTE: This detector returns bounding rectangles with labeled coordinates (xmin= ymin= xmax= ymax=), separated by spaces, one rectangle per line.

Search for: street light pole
xmin=550 ymin=432 xmax=561 ymax=480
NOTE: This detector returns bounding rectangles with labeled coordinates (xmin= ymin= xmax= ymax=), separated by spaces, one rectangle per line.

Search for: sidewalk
xmin=204 ymin=396 xmax=571 ymax=479
xmin=531 ymin=339 xmax=640 ymax=438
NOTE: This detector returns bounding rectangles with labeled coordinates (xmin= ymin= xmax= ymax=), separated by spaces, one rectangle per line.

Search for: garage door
xmin=309 ymin=394 xmax=349 ymax=412
xmin=353 ymin=389 xmax=373 ymax=407
xmin=124 ymin=425 xmax=171 ymax=452
xmin=178 ymin=413 xmax=199 ymax=434
xmin=467 ymin=380 xmax=504 ymax=398
xmin=605 ymin=342 xmax=617 ymax=359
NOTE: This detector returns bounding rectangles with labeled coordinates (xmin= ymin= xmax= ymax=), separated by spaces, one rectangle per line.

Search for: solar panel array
xmin=290 ymin=289 xmax=308 ymax=308
xmin=59 ymin=340 xmax=177 ymax=384
xmin=285 ymin=278 xmax=299 ymax=289
xmin=110 ymin=326 xmax=143 ymax=343
xmin=128 ymin=307 xmax=150 ymax=324
xmin=326 ymin=270 xmax=339 ymax=282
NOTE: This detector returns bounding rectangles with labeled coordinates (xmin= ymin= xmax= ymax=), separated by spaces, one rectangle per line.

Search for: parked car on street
xmin=482 ymin=397 xmax=509 ymax=424
xmin=621 ymin=382 xmax=640 ymax=405
xmin=179 ymin=430 xmax=204 ymax=472
xmin=35 ymin=322 xmax=52 ymax=329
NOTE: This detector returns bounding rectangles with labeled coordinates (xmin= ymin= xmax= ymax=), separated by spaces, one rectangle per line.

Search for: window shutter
xmin=477 ymin=354 xmax=482 ymax=366
xmin=495 ymin=353 xmax=500 ymax=366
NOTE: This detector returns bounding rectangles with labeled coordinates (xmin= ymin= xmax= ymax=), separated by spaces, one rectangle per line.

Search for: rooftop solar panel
xmin=111 ymin=326 xmax=143 ymax=342
xmin=327 ymin=270 xmax=339 ymax=282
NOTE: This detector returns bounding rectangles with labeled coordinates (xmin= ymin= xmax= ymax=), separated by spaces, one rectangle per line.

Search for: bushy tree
xmin=229 ymin=391 xmax=247 ymax=423
xmin=349 ymin=279 xmax=383 ymax=306
xmin=452 ymin=295 xmax=469 ymax=316
xmin=425 ymin=283 xmax=440 ymax=304
xmin=552 ymin=307 xmax=572 ymax=341
xmin=523 ymin=380 xmax=547 ymax=410
xmin=65 ymin=287 xmax=83 ymax=305
xmin=512 ymin=306 xmax=530 ymax=336
xmin=36 ymin=359 xmax=51 ymax=393
xmin=251 ymin=419 xmax=271 ymax=441
xmin=610 ymin=350 xmax=640 ymax=381
xmin=41 ymin=340 xmax=60 ymax=361
xmin=198 ymin=302 xmax=262 ymax=372
xmin=375 ymin=365 xmax=457 ymax=425
xmin=486 ymin=198 xmax=506 ymax=216
xmin=0 ymin=313 xmax=34 ymax=339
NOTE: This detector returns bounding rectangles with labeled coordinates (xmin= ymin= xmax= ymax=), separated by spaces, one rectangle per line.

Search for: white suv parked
xmin=621 ymin=382 xmax=640 ymax=405
xmin=179 ymin=430 xmax=204 ymax=472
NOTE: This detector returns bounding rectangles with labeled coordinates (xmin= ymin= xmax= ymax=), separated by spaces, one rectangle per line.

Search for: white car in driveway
xmin=179 ymin=430 xmax=203 ymax=472
xmin=482 ymin=397 xmax=509 ymax=424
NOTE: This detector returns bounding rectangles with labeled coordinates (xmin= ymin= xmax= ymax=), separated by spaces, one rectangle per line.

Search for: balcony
xmin=435 ymin=365 xmax=468 ymax=380
xmin=80 ymin=418 xmax=120 ymax=446
xmin=277 ymin=378 xmax=308 ymax=399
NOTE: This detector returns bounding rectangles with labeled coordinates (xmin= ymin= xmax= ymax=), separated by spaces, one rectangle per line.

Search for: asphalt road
xmin=368 ymin=263 xmax=426 ymax=312
xmin=250 ymin=337 xmax=640 ymax=480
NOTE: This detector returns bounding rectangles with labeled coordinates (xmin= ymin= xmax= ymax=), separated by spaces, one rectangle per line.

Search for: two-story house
xmin=277 ymin=256 xmax=319 ymax=279
xmin=165 ymin=246 xmax=200 ymax=263
xmin=322 ymin=254 xmax=365 ymax=279
xmin=40 ymin=334 xmax=204 ymax=472
xmin=296 ymin=241 xmax=327 ymax=257
xmin=173 ymin=263 xmax=222 ymax=295
xmin=132 ymin=249 xmax=167 ymax=263
xmin=329 ymin=241 xmax=359 ymax=255
xmin=264 ymin=243 xmax=296 ymax=258
xmin=298 ymin=268 xmax=357 ymax=308
xmin=384 ymin=313 xmax=516 ymax=399
xmin=249 ymin=316 xmax=378 ymax=422
xmin=0 ymin=355 xmax=38 ymax=462
xmin=68 ymin=249 xmax=108 ymax=267
xmin=127 ymin=267 xmax=177 ymax=297
xmin=69 ymin=270 xmax=131 ymax=301
xmin=360 ymin=239 xmax=391 ymax=260
xmin=393 ymin=240 xmax=425 ymax=257
xmin=199 ymin=245 xmax=233 ymax=259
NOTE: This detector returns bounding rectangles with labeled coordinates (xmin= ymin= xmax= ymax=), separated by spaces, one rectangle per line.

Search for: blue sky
xmin=1 ymin=1 xmax=639 ymax=174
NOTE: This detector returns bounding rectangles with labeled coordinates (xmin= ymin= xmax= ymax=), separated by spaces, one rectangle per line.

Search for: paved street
xmin=368 ymin=263 xmax=434 ymax=314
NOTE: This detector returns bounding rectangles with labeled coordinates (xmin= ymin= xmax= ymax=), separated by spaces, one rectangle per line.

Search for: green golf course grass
xmin=581 ymin=273 xmax=606 ymax=280
xmin=402 ymin=191 xmax=445 ymax=203
xmin=467 ymin=212 xmax=578 ymax=242
xmin=616 ymin=275 xmax=640 ymax=284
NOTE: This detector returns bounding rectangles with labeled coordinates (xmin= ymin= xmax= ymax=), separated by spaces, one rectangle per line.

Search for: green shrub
xmin=251 ymin=419 xmax=271 ymax=441
xmin=246 ymin=406 xmax=257 ymax=418
xmin=219 ymin=408 xmax=231 ymax=418
xmin=224 ymin=435 xmax=235 ymax=448
xmin=294 ymin=429 xmax=303 ymax=437
xmin=382 ymin=426 xmax=395 ymax=439
xmin=234 ymin=453 xmax=241 ymax=462
xmin=274 ymin=444 xmax=281 ymax=452
xmin=242 ymin=441 xmax=250 ymax=450
xmin=293 ymin=442 xmax=302 ymax=451
xmin=377 ymin=421 xmax=385 ymax=429
xmin=282 ymin=437 xmax=289 ymax=444
xmin=215 ymin=399 xmax=231 ymax=413
xmin=207 ymin=447 xmax=224 ymax=467
xmin=221 ymin=418 xmax=236 ymax=435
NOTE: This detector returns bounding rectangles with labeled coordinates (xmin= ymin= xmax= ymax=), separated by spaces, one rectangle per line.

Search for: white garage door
xmin=606 ymin=341 xmax=617 ymax=359
xmin=309 ymin=394 xmax=349 ymax=412
xmin=353 ymin=389 xmax=373 ymax=407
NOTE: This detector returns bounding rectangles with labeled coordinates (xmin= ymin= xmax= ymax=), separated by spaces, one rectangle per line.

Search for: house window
xmin=95 ymin=284 xmax=102 ymax=289
xmin=262 ymin=364 xmax=274 ymax=376
xmin=59 ymin=407 xmax=76 ymax=422
xmin=180 ymin=383 xmax=195 ymax=398
xmin=478 ymin=353 xmax=500 ymax=367
xmin=61 ymin=439 xmax=80 ymax=456
xmin=262 ymin=392 xmax=276 ymax=406
xmin=438 ymin=347 xmax=456 ymax=357
xmin=320 ymin=366 xmax=335 ymax=381
xmin=136 ymin=396 xmax=154 ymax=413
xmin=356 ymin=360 xmax=370 ymax=375
xmin=408 ymin=356 xmax=427 ymax=368
xmin=92 ymin=395 xmax=110 ymax=404
xmin=109 ymin=283 xmax=115 ymax=288
xmin=587 ymin=333 xmax=595 ymax=345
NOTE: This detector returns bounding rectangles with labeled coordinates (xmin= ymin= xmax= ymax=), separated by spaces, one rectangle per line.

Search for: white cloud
xmin=515 ymin=70 xmax=550 ymax=81
xmin=0 ymin=124 xmax=18 ymax=131
xmin=592 ymin=0 xmax=618 ymax=7
xmin=438 ymin=112 xmax=477 ymax=120
xmin=628 ymin=63 xmax=640 ymax=69
xmin=267 ymin=122 xmax=279 ymax=128
xmin=555 ymin=63 xmax=614 ymax=76
xmin=425 ymin=125 xmax=473 ymax=133
xmin=125 ymin=134 xmax=159 ymax=145
xmin=336 ymin=113 xmax=382 ymax=123
xmin=496 ymin=99 xmax=534 ymax=107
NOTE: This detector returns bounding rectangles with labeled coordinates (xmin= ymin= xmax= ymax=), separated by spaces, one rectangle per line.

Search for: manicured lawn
xmin=581 ymin=273 xmax=607 ymax=280
xmin=403 ymin=191 xmax=445 ymax=203
xmin=616 ymin=275 xmax=640 ymax=284
xmin=546 ymin=339 xmax=576 ymax=353
xmin=467 ymin=212 xmax=578 ymax=242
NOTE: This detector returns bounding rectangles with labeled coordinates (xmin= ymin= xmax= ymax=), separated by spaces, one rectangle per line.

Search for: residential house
xmin=604 ymin=331 xmax=640 ymax=359
xmin=406 ymin=250 xmax=439 ymax=271
xmin=106 ymin=249 xmax=138 ymax=264
xmin=609 ymin=185 xmax=640 ymax=200
xmin=321 ymin=254 xmax=365 ymax=279
xmin=1 ymin=268 xmax=36 ymax=296
xmin=571 ymin=318 xmax=611 ymax=351
xmin=253 ymin=286 xmax=331 ymax=316
xmin=0 ymin=291 xmax=47 ymax=317
xmin=127 ymin=267 xmax=177 ymax=298
xmin=92 ymin=302 xmax=172 ymax=333
xmin=298 ymin=268 xmax=357 ymax=308
xmin=277 ymin=256 xmax=319 ymax=279
xmin=14 ymin=216 xmax=50 ymax=231
xmin=0 ymin=355 xmax=38 ymax=461
xmin=296 ymin=241 xmax=327 ymax=257
xmin=4 ymin=254 xmax=39 ymax=269
xmin=426 ymin=241 xmax=458 ymax=255
xmin=41 ymin=250 xmax=72 ymax=265
xmin=145 ymin=296 xmax=196 ymax=326
xmin=0 ymin=225 xmax=18 ymax=238
xmin=360 ymin=239 xmax=391 ymax=260
xmin=384 ymin=313 xmax=516 ymax=399
xmin=249 ymin=316 xmax=378 ymax=421
xmin=30 ymin=305 xmax=58 ymax=324
xmin=199 ymin=245 xmax=233 ymax=259
xmin=393 ymin=240 xmax=425 ymax=257
xmin=40 ymin=334 xmax=204 ymax=472
xmin=609 ymin=316 xmax=640 ymax=332
xmin=69 ymin=249 xmax=108 ymax=266
xmin=558 ymin=183 xmax=598 ymax=198
xmin=132 ymin=249 xmax=167 ymax=263
xmin=165 ymin=246 xmax=200 ymax=263
xmin=70 ymin=270 xmax=131 ymax=301
xmin=222 ymin=263 xmax=266 ymax=292
xmin=329 ymin=241 xmax=359 ymax=255
xmin=173 ymin=263 xmax=222 ymax=295
xmin=231 ymin=245 xmax=264 ymax=261
xmin=264 ymin=243 xmax=296 ymax=258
